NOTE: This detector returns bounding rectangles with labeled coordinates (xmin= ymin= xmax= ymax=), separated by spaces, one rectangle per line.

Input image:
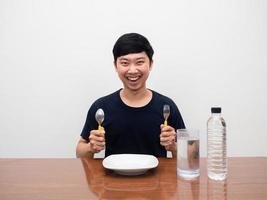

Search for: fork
xmin=163 ymin=104 xmax=170 ymax=126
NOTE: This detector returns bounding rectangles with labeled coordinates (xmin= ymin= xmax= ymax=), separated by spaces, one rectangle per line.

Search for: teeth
xmin=128 ymin=77 xmax=139 ymax=81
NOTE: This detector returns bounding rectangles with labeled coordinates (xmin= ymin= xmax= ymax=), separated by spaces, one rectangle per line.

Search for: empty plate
xmin=102 ymin=154 xmax=159 ymax=176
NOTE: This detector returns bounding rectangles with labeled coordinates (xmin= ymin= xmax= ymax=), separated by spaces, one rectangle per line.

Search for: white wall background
xmin=0 ymin=0 xmax=266 ymax=158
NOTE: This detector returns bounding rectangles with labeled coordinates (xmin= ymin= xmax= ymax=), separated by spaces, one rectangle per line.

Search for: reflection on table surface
xmin=80 ymin=157 xmax=267 ymax=200
xmin=81 ymin=157 xmax=177 ymax=200
xmin=0 ymin=157 xmax=267 ymax=200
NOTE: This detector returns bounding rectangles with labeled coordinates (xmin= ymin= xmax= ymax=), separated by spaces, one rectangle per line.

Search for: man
xmin=76 ymin=33 xmax=185 ymax=158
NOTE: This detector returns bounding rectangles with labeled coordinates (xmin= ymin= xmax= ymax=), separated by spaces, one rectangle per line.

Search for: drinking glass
xmin=177 ymin=129 xmax=200 ymax=179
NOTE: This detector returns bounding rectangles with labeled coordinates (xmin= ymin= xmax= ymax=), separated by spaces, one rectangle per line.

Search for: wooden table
xmin=0 ymin=157 xmax=267 ymax=200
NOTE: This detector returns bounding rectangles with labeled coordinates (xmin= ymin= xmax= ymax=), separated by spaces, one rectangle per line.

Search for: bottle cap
xmin=211 ymin=107 xmax=221 ymax=113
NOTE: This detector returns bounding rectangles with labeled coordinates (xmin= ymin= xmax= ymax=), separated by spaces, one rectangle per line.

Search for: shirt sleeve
xmin=169 ymin=100 xmax=186 ymax=130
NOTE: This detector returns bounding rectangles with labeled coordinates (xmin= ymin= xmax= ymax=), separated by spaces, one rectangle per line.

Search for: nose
xmin=128 ymin=64 xmax=138 ymax=73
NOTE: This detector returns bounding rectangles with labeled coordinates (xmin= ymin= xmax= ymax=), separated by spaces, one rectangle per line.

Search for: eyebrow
xmin=136 ymin=57 xmax=146 ymax=60
xmin=118 ymin=58 xmax=129 ymax=61
xmin=118 ymin=57 xmax=146 ymax=61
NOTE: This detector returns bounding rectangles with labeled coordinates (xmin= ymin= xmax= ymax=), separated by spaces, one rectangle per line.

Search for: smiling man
xmin=76 ymin=33 xmax=185 ymax=158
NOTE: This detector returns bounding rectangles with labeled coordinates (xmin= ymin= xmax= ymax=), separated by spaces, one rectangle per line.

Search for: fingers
xmin=89 ymin=129 xmax=106 ymax=153
xmin=160 ymin=136 xmax=175 ymax=146
xmin=90 ymin=128 xmax=105 ymax=138
xmin=160 ymin=124 xmax=176 ymax=147
xmin=160 ymin=124 xmax=174 ymax=132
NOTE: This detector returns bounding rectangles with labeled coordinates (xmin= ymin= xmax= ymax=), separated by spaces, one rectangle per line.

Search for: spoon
xmin=95 ymin=108 xmax=105 ymax=131
xmin=163 ymin=104 xmax=170 ymax=126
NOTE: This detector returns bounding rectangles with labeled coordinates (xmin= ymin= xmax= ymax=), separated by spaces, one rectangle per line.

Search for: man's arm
xmin=76 ymin=137 xmax=94 ymax=158
xmin=76 ymin=129 xmax=106 ymax=158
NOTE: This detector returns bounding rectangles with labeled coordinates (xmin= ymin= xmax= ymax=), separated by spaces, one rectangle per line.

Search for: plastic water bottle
xmin=207 ymin=107 xmax=227 ymax=180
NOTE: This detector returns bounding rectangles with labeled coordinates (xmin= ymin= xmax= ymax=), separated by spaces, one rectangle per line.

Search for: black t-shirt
xmin=81 ymin=89 xmax=185 ymax=157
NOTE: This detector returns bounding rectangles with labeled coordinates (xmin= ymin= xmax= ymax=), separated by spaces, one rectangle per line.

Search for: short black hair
xmin=112 ymin=33 xmax=154 ymax=62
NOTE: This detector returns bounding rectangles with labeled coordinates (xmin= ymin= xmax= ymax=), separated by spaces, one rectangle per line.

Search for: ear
xmin=114 ymin=60 xmax=118 ymax=71
xmin=149 ymin=60 xmax=153 ymax=71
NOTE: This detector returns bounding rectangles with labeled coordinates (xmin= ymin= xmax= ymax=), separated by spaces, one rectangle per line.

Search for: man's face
xmin=114 ymin=52 xmax=152 ymax=92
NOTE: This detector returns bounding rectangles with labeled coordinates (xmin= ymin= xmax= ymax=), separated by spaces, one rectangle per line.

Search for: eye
xmin=136 ymin=60 xmax=145 ymax=65
xmin=120 ymin=61 xmax=129 ymax=66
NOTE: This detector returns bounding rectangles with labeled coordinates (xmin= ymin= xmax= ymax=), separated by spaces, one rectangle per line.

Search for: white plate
xmin=102 ymin=154 xmax=159 ymax=176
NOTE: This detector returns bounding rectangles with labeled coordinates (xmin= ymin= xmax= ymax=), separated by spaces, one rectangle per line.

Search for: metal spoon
xmin=163 ymin=104 xmax=170 ymax=126
xmin=95 ymin=108 xmax=105 ymax=131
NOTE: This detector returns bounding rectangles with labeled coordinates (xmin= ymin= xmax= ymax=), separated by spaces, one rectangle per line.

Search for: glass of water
xmin=177 ymin=129 xmax=200 ymax=180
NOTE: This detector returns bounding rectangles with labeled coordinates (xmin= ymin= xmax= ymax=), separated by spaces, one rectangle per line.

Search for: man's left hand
xmin=160 ymin=124 xmax=176 ymax=152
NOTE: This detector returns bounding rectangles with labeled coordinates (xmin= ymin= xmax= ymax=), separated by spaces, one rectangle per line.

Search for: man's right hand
xmin=88 ymin=129 xmax=106 ymax=153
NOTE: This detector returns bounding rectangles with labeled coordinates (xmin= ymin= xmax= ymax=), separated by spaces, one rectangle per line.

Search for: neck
xmin=121 ymin=87 xmax=147 ymax=99
xmin=120 ymin=88 xmax=152 ymax=107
